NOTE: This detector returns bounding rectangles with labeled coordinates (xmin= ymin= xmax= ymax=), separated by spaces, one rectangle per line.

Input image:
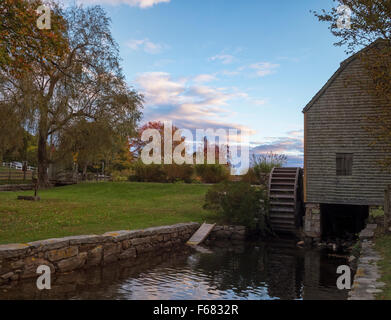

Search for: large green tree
xmin=0 ymin=2 xmax=143 ymax=186
xmin=0 ymin=0 xmax=66 ymax=161
xmin=55 ymin=119 xmax=116 ymax=179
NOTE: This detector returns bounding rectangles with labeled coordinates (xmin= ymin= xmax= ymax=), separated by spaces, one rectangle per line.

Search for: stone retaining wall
xmin=207 ymin=225 xmax=247 ymax=241
xmin=0 ymin=222 xmax=200 ymax=285
xmin=348 ymin=224 xmax=385 ymax=300
xmin=0 ymin=223 xmax=249 ymax=286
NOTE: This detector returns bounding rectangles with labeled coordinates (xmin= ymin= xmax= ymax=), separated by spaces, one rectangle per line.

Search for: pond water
xmin=0 ymin=240 xmax=349 ymax=300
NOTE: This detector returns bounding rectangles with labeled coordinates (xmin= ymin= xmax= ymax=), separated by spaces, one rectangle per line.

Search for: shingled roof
xmin=302 ymin=38 xmax=387 ymax=113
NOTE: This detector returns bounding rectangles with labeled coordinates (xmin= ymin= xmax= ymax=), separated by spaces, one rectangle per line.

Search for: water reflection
xmin=0 ymin=240 xmax=348 ymax=300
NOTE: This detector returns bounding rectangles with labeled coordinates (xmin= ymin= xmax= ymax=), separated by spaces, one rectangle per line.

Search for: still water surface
xmin=0 ymin=240 xmax=349 ymax=300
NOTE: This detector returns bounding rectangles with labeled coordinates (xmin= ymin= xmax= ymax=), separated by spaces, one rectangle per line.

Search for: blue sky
xmin=72 ymin=0 xmax=350 ymax=166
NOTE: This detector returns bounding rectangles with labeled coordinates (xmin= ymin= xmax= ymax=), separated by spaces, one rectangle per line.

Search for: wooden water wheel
xmin=268 ymin=167 xmax=304 ymax=234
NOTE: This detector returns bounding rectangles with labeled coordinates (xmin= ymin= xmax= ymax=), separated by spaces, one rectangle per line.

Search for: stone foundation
xmin=304 ymin=203 xmax=321 ymax=240
xmin=0 ymin=222 xmax=200 ymax=285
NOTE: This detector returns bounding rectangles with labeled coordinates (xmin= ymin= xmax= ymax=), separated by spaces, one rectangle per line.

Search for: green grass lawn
xmin=375 ymin=234 xmax=391 ymax=300
xmin=0 ymin=182 xmax=216 ymax=244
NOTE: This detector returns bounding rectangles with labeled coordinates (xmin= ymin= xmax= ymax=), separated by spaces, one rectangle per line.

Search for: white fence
xmin=1 ymin=162 xmax=36 ymax=172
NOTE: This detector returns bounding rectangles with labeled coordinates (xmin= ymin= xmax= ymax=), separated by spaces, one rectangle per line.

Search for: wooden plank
xmin=186 ymin=223 xmax=216 ymax=246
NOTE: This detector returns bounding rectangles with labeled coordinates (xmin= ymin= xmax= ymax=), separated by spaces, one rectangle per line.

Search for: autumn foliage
xmin=0 ymin=0 xmax=68 ymax=76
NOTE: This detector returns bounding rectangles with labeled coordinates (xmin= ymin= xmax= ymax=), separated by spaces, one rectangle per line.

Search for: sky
xmin=67 ymin=0 xmax=350 ymax=167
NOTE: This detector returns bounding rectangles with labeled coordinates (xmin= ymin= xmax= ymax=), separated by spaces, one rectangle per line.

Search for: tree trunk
xmin=37 ymin=107 xmax=50 ymax=188
xmin=38 ymin=133 xmax=49 ymax=187
xmin=82 ymin=164 xmax=88 ymax=181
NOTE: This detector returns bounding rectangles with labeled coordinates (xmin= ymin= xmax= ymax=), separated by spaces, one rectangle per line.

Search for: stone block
xmin=86 ymin=246 xmax=102 ymax=267
xmin=103 ymin=254 xmax=118 ymax=265
xmin=21 ymin=257 xmax=55 ymax=279
xmin=0 ymin=243 xmax=30 ymax=259
xmin=103 ymin=243 xmax=121 ymax=257
xmin=131 ymin=237 xmax=151 ymax=246
xmin=359 ymin=229 xmax=374 ymax=240
xmin=102 ymin=230 xmax=134 ymax=242
xmin=28 ymin=238 xmax=69 ymax=252
xmin=1 ymin=271 xmax=15 ymax=280
xmin=122 ymin=240 xmax=132 ymax=250
xmin=366 ymin=224 xmax=377 ymax=231
xmin=119 ymin=248 xmax=137 ymax=260
xmin=47 ymin=246 xmax=78 ymax=262
xmin=65 ymin=235 xmax=111 ymax=245
xmin=57 ymin=252 xmax=87 ymax=272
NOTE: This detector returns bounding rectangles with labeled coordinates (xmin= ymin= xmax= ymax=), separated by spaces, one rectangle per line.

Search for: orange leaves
xmin=0 ymin=0 xmax=69 ymax=75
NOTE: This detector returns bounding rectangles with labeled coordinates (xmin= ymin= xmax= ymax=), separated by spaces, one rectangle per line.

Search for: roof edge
xmin=302 ymin=38 xmax=387 ymax=114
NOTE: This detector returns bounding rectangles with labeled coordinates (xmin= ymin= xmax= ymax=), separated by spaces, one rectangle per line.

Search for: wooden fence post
xmin=385 ymin=185 xmax=391 ymax=230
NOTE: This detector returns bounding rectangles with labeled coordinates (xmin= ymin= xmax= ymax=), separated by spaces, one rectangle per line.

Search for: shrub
xmin=203 ymin=181 xmax=269 ymax=232
xmin=244 ymin=152 xmax=288 ymax=186
xmin=132 ymin=162 xmax=194 ymax=183
xmin=132 ymin=161 xmax=166 ymax=182
xmin=251 ymin=152 xmax=287 ymax=175
xmin=163 ymin=164 xmax=194 ymax=183
xmin=112 ymin=170 xmax=132 ymax=182
xmin=241 ymin=167 xmax=260 ymax=185
xmin=195 ymin=164 xmax=230 ymax=183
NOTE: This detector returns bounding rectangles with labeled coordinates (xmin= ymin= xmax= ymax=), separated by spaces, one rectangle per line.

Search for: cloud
xmin=208 ymin=54 xmax=235 ymax=65
xmin=127 ymin=39 xmax=168 ymax=54
xmin=250 ymin=62 xmax=280 ymax=77
xmin=134 ymin=71 xmax=256 ymax=135
xmin=193 ymin=74 xmax=218 ymax=84
xmin=251 ymin=130 xmax=304 ymax=167
xmin=216 ymin=62 xmax=279 ymax=79
xmin=73 ymin=0 xmax=170 ymax=8
xmin=152 ymin=59 xmax=175 ymax=68
xmin=220 ymin=70 xmax=241 ymax=76
xmin=277 ymin=56 xmax=301 ymax=63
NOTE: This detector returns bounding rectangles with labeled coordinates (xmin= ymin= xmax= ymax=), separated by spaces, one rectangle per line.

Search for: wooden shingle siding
xmin=304 ymin=56 xmax=391 ymax=206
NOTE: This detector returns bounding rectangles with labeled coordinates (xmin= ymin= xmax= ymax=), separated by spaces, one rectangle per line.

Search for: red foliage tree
xmin=129 ymin=121 xmax=184 ymax=162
